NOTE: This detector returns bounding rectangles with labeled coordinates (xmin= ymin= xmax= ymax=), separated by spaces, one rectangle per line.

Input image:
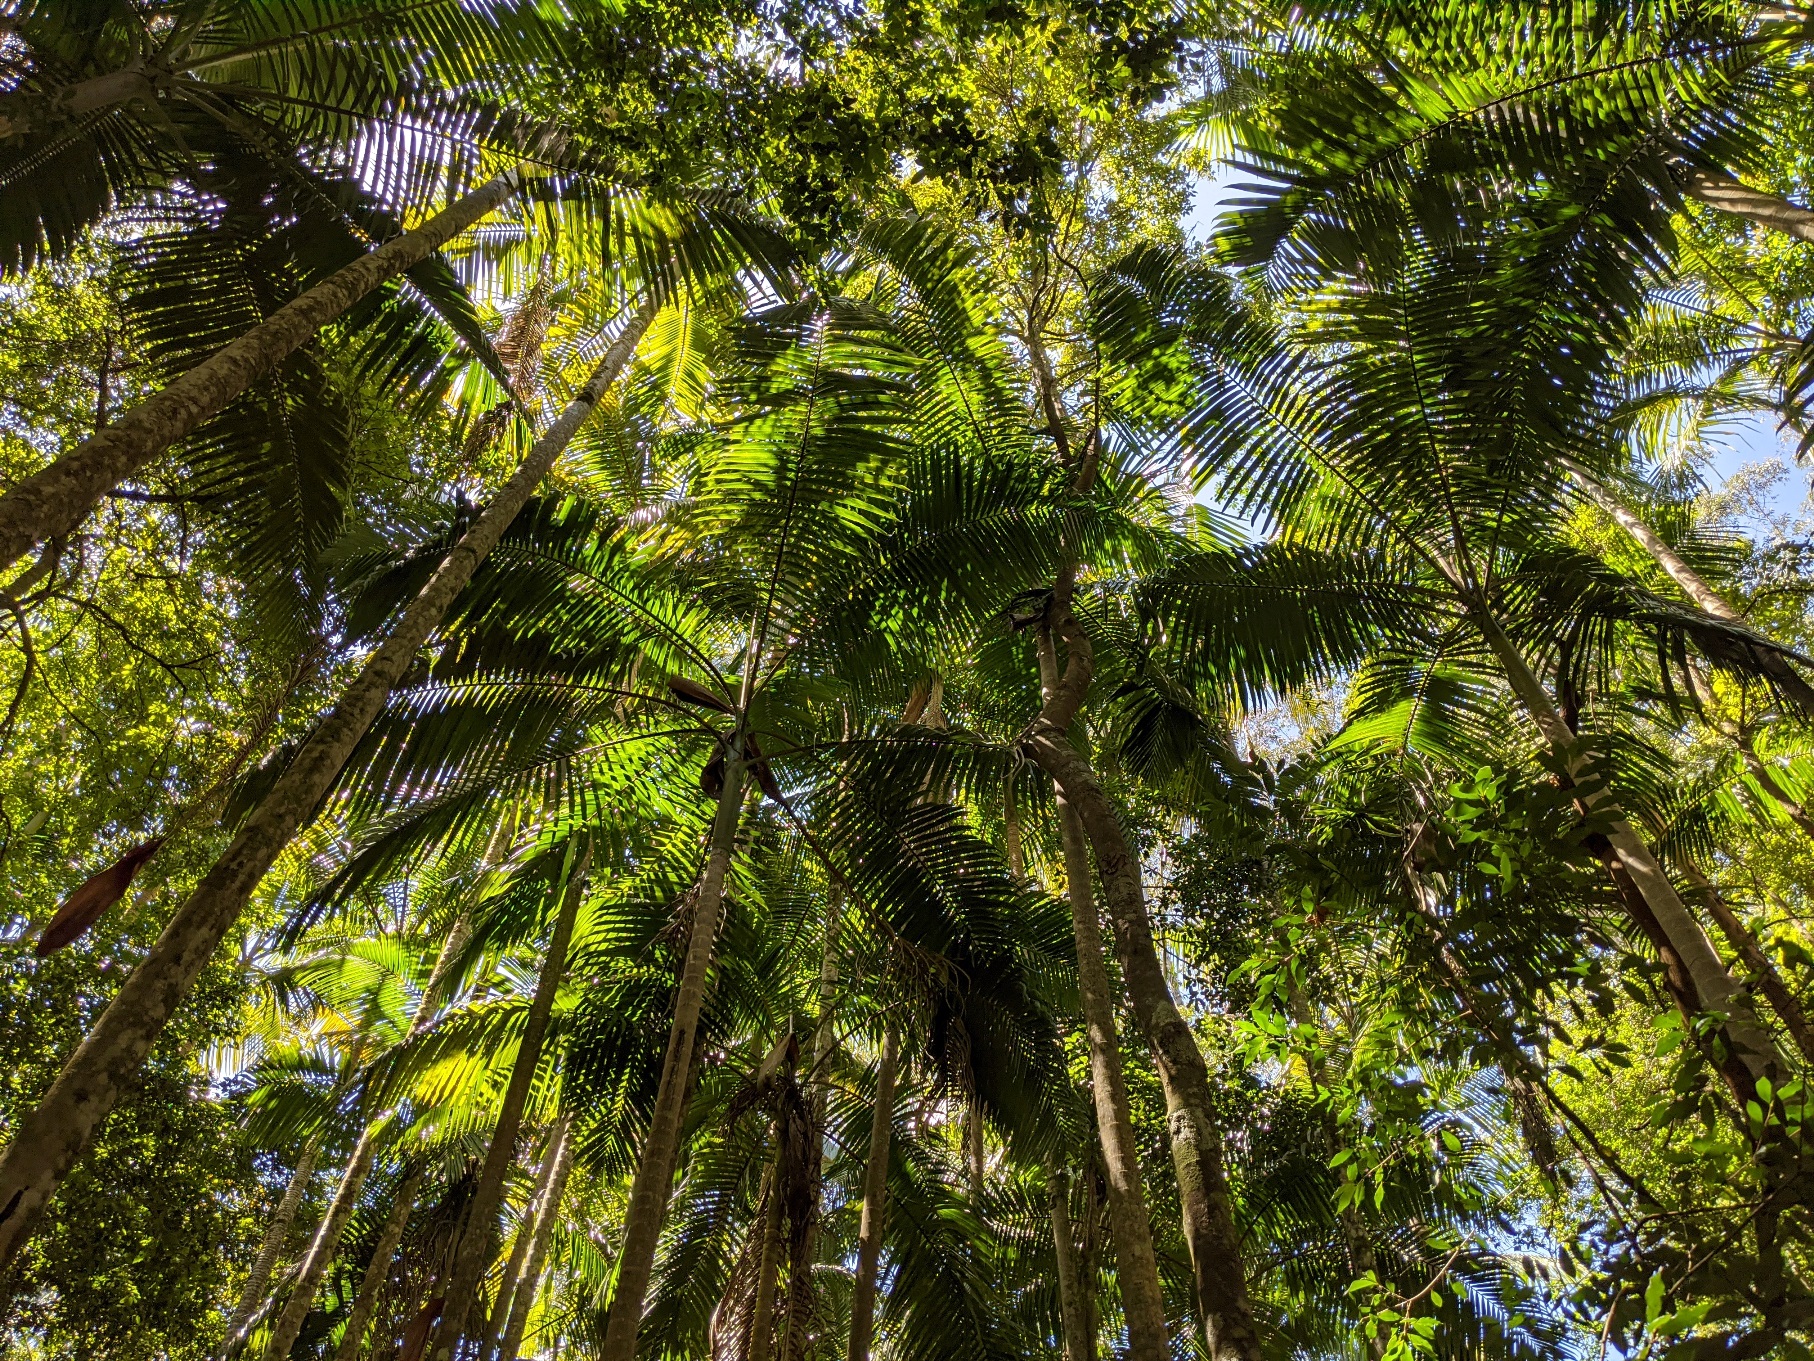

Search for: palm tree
xmin=0 ymin=278 xmax=660 ymax=1270
xmin=0 ymin=0 xmax=566 ymax=570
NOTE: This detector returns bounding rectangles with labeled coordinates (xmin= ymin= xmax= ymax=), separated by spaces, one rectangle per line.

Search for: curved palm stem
xmin=0 ymin=301 xmax=654 ymax=1271
xmin=0 ymin=162 xmax=534 ymax=572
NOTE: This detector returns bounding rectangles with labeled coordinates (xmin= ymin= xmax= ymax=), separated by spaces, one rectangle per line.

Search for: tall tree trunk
xmin=1469 ymin=608 xmax=1781 ymax=1084
xmin=748 ymin=1143 xmax=787 ymax=1361
xmin=599 ymin=757 xmax=748 ymax=1361
xmin=485 ymin=1116 xmax=571 ymax=1360
xmin=1026 ymin=611 xmax=1259 ymax=1361
xmin=220 ymin=1136 xmax=322 ymax=1359
xmin=1681 ymin=863 xmax=1814 ymax=1066
xmin=1562 ymin=461 xmax=1814 ymax=713
xmin=782 ymin=892 xmax=842 ymax=1361
xmin=497 ymin=1120 xmax=576 ymax=1361
xmin=1044 ymin=1160 xmax=1092 ymax=1361
xmin=431 ymin=841 xmax=592 ymax=1359
xmin=0 ymin=304 xmax=655 ymax=1270
xmin=266 ymin=1116 xmax=387 ymax=1361
xmin=0 ymin=167 xmax=533 ymax=573
xmin=846 ymin=1021 xmax=898 ymax=1361
xmin=332 ymin=1165 xmax=423 ymax=1361
xmin=1053 ymin=790 xmax=1170 ymax=1361
xmin=1682 ymin=168 xmax=1814 ymax=244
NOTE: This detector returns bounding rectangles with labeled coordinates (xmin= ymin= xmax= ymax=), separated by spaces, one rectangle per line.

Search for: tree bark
xmin=332 ymin=1164 xmax=422 ymax=1361
xmin=497 ymin=1119 xmax=575 ymax=1361
xmin=1025 ymin=610 xmax=1259 ymax=1361
xmin=1563 ymin=461 xmax=1814 ymax=714
xmin=1681 ymin=862 xmax=1814 ymax=1067
xmin=1682 ymin=168 xmax=1814 ymax=243
xmin=0 ymin=304 xmax=654 ymax=1271
xmin=846 ymin=1021 xmax=898 ymax=1361
xmin=220 ymin=1135 xmax=322 ymax=1359
xmin=430 ymin=840 xmax=592 ymax=1359
xmin=266 ymin=1116 xmax=387 ymax=1361
xmin=484 ymin=1116 xmax=570 ymax=1360
xmin=782 ymin=893 xmax=842 ymax=1361
xmin=1053 ymin=791 xmax=1170 ymax=1361
xmin=1735 ymin=733 xmax=1814 ymax=843
xmin=0 ymin=166 xmax=532 ymax=572
xmin=1469 ymin=607 xmax=1781 ymax=1084
xmin=598 ymin=757 xmax=748 ymax=1361
xmin=1045 ymin=1160 xmax=1092 ymax=1361
xmin=748 ymin=1142 xmax=787 ymax=1361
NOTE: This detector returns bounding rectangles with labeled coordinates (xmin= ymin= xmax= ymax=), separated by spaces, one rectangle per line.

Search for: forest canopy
xmin=5 ymin=2 xmax=1814 ymax=1359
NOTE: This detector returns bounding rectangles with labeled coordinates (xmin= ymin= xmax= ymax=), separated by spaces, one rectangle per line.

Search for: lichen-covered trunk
xmin=0 ymin=306 xmax=653 ymax=1271
xmin=431 ymin=842 xmax=592 ymax=1359
xmin=846 ymin=1021 xmax=898 ymax=1361
xmin=332 ymin=1165 xmax=422 ymax=1361
xmin=498 ymin=1119 xmax=576 ymax=1361
xmin=1054 ymin=793 xmax=1169 ymax=1361
xmin=265 ymin=1117 xmax=385 ymax=1360
xmin=0 ymin=168 xmax=530 ymax=572
xmin=1044 ymin=1160 xmax=1093 ymax=1361
xmin=1031 ymin=732 xmax=1261 ymax=1361
xmin=599 ymin=759 xmax=747 ymax=1361
xmin=219 ymin=1135 xmax=321 ymax=1359
xmin=485 ymin=1115 xmax=572 ymax=1359
xmin=1471 ymin=608 xmax=1780 ymax=1084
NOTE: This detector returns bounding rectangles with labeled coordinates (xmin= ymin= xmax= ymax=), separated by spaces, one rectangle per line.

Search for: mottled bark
xmin=1470 ymin=607 xmax=1780 ymax=1084
xmin=498 ymin=1119 xmax=575 ymax=1361
xmin=431 ymin=841 xmax=592 ymax=1358
xmin=1045 ymin=1160 xmax=1092 ymax=1361
xmin=220 ymin=1136 xmax=321 ymax=1359
xmin=0 ymin=168 xmax=531 ymax=572
xmin=1683 ymin=168 xmax=1814 ymax=243
xmin=485 ymin=1116 xmax=570 ymax=1359
xmin=749 ymin=1142 xmax=787 ymax=1361
xmin=847 ymin=1022 xmax=898 ymax=1361
xmin=1025 ymin=610 xmax=1258 ymax=1361
xmin=266 ymin=1118 xmax=386 ymax=1361
xmin=1054 ymin=790 xmax=1170 ymax=1361
xmin=332 ymin=1165 xmax=422 ymax=1361
xmin=0 ymin=305 xmax=653 ymax=1270
xmin=599 ymin=759 xmax=748 ymax=1361
xmin=1681 ymin=863 xmax=1814 ymax=1067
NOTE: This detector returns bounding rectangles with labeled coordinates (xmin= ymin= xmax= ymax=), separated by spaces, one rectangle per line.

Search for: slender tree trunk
xmin=1026 ymin=610 xmax=1258 ymax=1361
xmin=1563 ymin=461 xmax=1814 ymax=713
xmin=431 ymin=841 xmax=592 ymax=1359
xmin=1682 ymin=168 xmax=1814 ymax=243
xmin=497 ymin=1119 xmax=575 ymax=1361
xmin=0 ymin=167 xmax=534 ymax=572
xmin=0 ymin=61 xmax=155 ymax=141
xmin=782 ymin=893 xmax=842 ymax=1361
xmin=1053 ymin=791 xmax=1170 ymax=1361
xmin=483 ymin=1117 xmax=569 ymax=1360
xmin=1469 ymin=608 xmax=1781 ymax=1084
xmin=846 ymin=1022 xmax=898 ymax=1361
xmin=1735 ymin=734 xmax=1814 ymax=843
xmin=1045 ymin=1160 xmax=1092 ymax=1361
xmin=266 ymin=1116 xmax=387 ymax=1361
xmin=0 ymin=304 xmax=655 ymax=1270
xmin=1681 ymin=863 xmax=1814 ymax=1066
xmin=965 ymin=1100 xmax=986 ymax=1201
xmin=748 ymin=1142 xmax=787 ymax=1361
xmin=599 ymin=758 xmax=748 ymax=1361
xmin=332 ymin=1165 xmax=422 ymax=1361
xmin=220 ymin=1136 xmax=322 ymax=1359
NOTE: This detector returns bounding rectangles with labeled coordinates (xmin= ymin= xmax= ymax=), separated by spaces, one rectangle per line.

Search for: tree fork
xmin=0 ymin=304 xmax=654 ymax=1270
